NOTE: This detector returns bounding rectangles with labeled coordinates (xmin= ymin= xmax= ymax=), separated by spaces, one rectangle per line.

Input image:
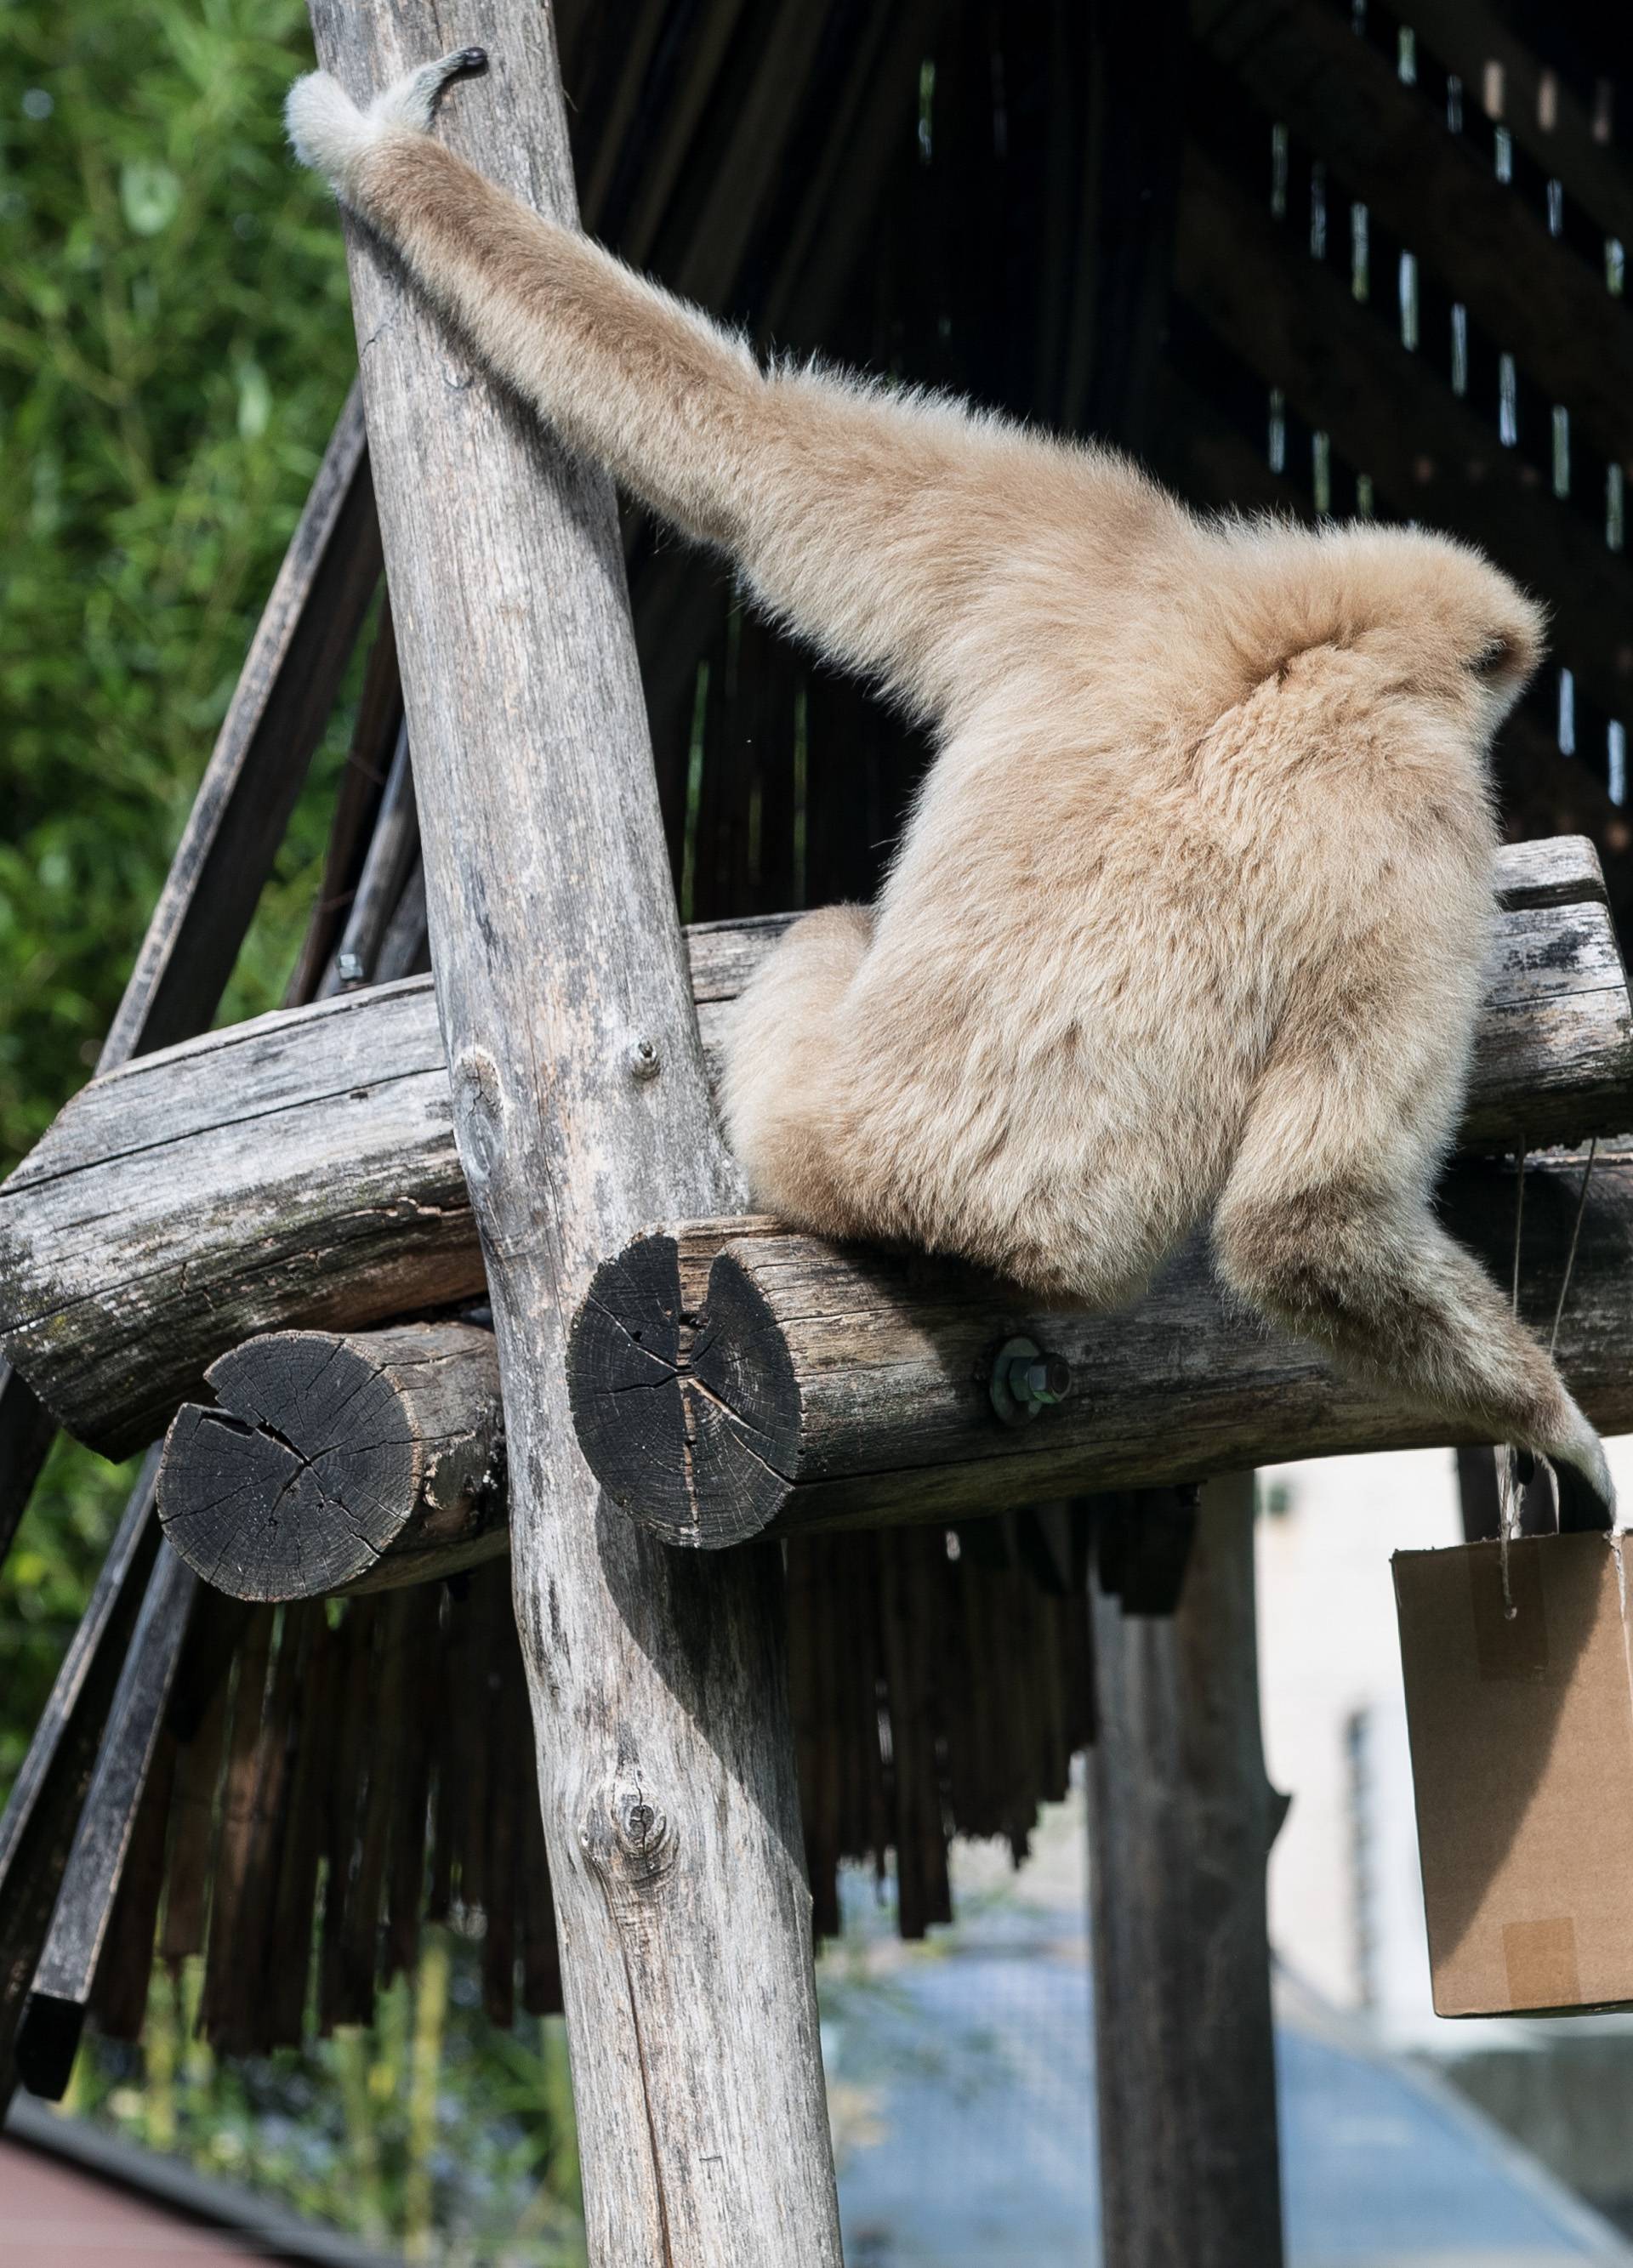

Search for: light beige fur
xmin=287 ymin=51 xmax=1613 ymax=1517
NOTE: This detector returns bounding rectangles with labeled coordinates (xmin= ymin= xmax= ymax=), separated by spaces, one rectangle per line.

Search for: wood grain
xmin=158 ymin=1322 xmax=506 ymax=1601
xmin=2 ymin=838 xmax=1621 ymax=1458
xmin=14 ymin=1540 xmax=197 ymax=2100
xmin=0 ymin=1461 xmax=163 ymax=2095
xmin=1090 ymin=1475 xmax=1283 ymax=2268
xmin=567 ymin=1144 xmax=1633 ymax=1543
xmin=303 ymin=5 xmax=841 ymax=2258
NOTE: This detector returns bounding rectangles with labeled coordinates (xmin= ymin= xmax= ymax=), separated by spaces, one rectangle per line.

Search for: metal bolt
xmin=1010 ymin=1351 xmax=1071 ymax=1406
xmin=335 ymin=949 xmax=367 ymax=989
xmin=629 ymin=1036 xmax=662 ymax=1083
xmin=988 ymin=1334 xmax=1073 ymax=1428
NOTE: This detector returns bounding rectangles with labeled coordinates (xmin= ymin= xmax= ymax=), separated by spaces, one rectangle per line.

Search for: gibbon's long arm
xmin=287 ymin=53 xmax=1176 ymax=725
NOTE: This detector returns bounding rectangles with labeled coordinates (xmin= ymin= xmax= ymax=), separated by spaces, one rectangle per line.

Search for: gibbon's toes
xmin=373 ymin=48 xmax=490 ymax=139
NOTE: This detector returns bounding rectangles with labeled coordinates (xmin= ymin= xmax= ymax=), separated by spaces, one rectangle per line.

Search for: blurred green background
xmin=0 ymin=7 xmax=593 ymax=2254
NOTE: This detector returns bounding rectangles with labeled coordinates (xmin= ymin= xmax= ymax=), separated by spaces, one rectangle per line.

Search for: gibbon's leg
xmin=1214 ymin=1083 xmax=1615 ymax=1526
xmin=284 ymin=53 xmax=1177 ymax=723
xmin=720 ymin=905 xmax=875 ymax=1243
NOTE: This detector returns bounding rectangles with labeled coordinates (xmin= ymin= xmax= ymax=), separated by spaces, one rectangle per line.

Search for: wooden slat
xmin=14 ymin=1540 xmax=196 ymax=2099
xmin=1174 ymin=144 xmax=1633 ymax=724
xmin=0 ymin=1461 xmax=162 ymax=2096
xmin=0 ymin=395 xmax=383 ymax=1565
xmin=100 ymin=389 xmax=379 ymax=1066
xmin=1400 ymin=0 xmax=1633 ymax=258
xmin=1195 ymin=0 xmax=1633 ymax=475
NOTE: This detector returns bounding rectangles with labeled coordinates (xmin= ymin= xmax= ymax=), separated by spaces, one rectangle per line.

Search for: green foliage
xmin=0 ymin=0 xmax=367 ymax=1794
xmin=0 ymin=0 xmax=358 ymax=1178
xmin=65 ymin=1936 xmax=588 ymax=2264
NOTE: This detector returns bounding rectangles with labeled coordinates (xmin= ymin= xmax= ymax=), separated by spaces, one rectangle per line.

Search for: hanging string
xmin=1498 ymin=1140 xmax=1528 ymax=1619
xmin=1548 ymin=1136 xmax=1598 ymax=1356
xmin=1498 ymin=1137 xmax=1601 ymax=1615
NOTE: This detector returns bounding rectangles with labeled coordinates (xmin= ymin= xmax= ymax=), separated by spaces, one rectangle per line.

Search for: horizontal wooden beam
xmin=566 ymin=1145 xmax=1633 ymax=1547
xmin=151 ymin=1142 xmax=1633 ymax=1587
xmin=1 ymin=839 xmax=1627 ymax=1458
xmin=158 ymin=1323 xmax=506 ymax=1601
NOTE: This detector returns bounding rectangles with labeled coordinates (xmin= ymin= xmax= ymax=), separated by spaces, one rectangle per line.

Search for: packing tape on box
xmin=1502 ymin=1917 xmax=1582 ymax=2009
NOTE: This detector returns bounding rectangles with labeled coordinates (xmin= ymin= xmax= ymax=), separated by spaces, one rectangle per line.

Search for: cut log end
xmin=567 ymin=1231 xmax=801 ymax=1548
xmin=158 ymin=1323 xmax=505 ymax=1601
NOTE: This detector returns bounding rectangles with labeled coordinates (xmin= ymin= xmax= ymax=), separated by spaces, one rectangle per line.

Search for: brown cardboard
xmin=1393 ymin=1531 xmax=1633 ymax=2018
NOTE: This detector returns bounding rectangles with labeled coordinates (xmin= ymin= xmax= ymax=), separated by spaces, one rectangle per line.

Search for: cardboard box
xmin=1394 ymin=1531 xmax=1633 ymax=2018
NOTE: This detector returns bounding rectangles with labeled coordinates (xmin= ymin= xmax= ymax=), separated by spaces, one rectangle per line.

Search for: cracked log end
xmin=567 ymin=1231 xmax=800 ymax=1549
xmin=158 ymin=1322 xmax=504 ymax=1601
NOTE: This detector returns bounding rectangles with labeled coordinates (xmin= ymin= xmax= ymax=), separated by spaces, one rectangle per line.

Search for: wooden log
xmin=304 ymin=5 xmax=841 ymax=2259
xmin=1090 ymin=1473 xmax=1283 ymax=2268
xmin=14 ymin=1539 xmax=197 ymax=2100
xmin=567 ymin=1143 xmax=1633 ymax=1544
xmin=158 ymin=1323 xmax=505 ymax=1602
xmin=154 ymin=1143 xmax=1633 ymax=1588
xmin=2 ymin=837 xmax=1623 ymax=1459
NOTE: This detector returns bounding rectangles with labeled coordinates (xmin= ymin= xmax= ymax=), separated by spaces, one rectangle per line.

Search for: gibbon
xmin=287 ymin=49 xmax=1614 ymax=1523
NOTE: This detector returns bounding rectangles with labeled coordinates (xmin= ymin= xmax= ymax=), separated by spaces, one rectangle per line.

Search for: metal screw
xmin=335 ymin=949 xmax=367 ymax=989
xmin=629 ymin=1037 xmax=662 ymax=1083
xmin=989 ymin=1334 xmax=1073 ymax=1428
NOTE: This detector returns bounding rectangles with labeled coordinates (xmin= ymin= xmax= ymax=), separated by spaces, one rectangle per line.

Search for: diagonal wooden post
xmin=301 ymin=8 xmax=841 ymax=2261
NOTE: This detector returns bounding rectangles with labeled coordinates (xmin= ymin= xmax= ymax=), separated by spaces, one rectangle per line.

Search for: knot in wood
xmin=580 ymin=1774 xmax=678 ymax=1900
xmin=450 ymin=1046 xmax=507 ymax=1185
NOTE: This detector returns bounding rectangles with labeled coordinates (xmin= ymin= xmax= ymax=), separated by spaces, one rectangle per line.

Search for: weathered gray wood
xmin=0 ymin=395 xmax=381 ymax=1566
xmin=159 ymin=1323 xmax=506 ymax=1600
xmin=1090 ymin=1474 xmax=1283 ymax=2268
xmin=14 ymin=1539 xmax=197 ymax=2101
xmin=152 ymin=1140 xmax=1633 ymax=1577
xmin=566 ymin=1143 xmax=1633 ymax=1543
xmin=304 ymin=7 xmax=840 ymax=2260
xmin=0 ymin=981 xmax=485 ymax=1458
xmin=101 ymin=390 xmax=380 ymax=1067
xmin=0 ymin=1458 xmax=162 ymax=2098
xmin=318 ymin=722 xmax=418 ymax=998
xmin=2 ymin=838 xmax=1621 ymax=1458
